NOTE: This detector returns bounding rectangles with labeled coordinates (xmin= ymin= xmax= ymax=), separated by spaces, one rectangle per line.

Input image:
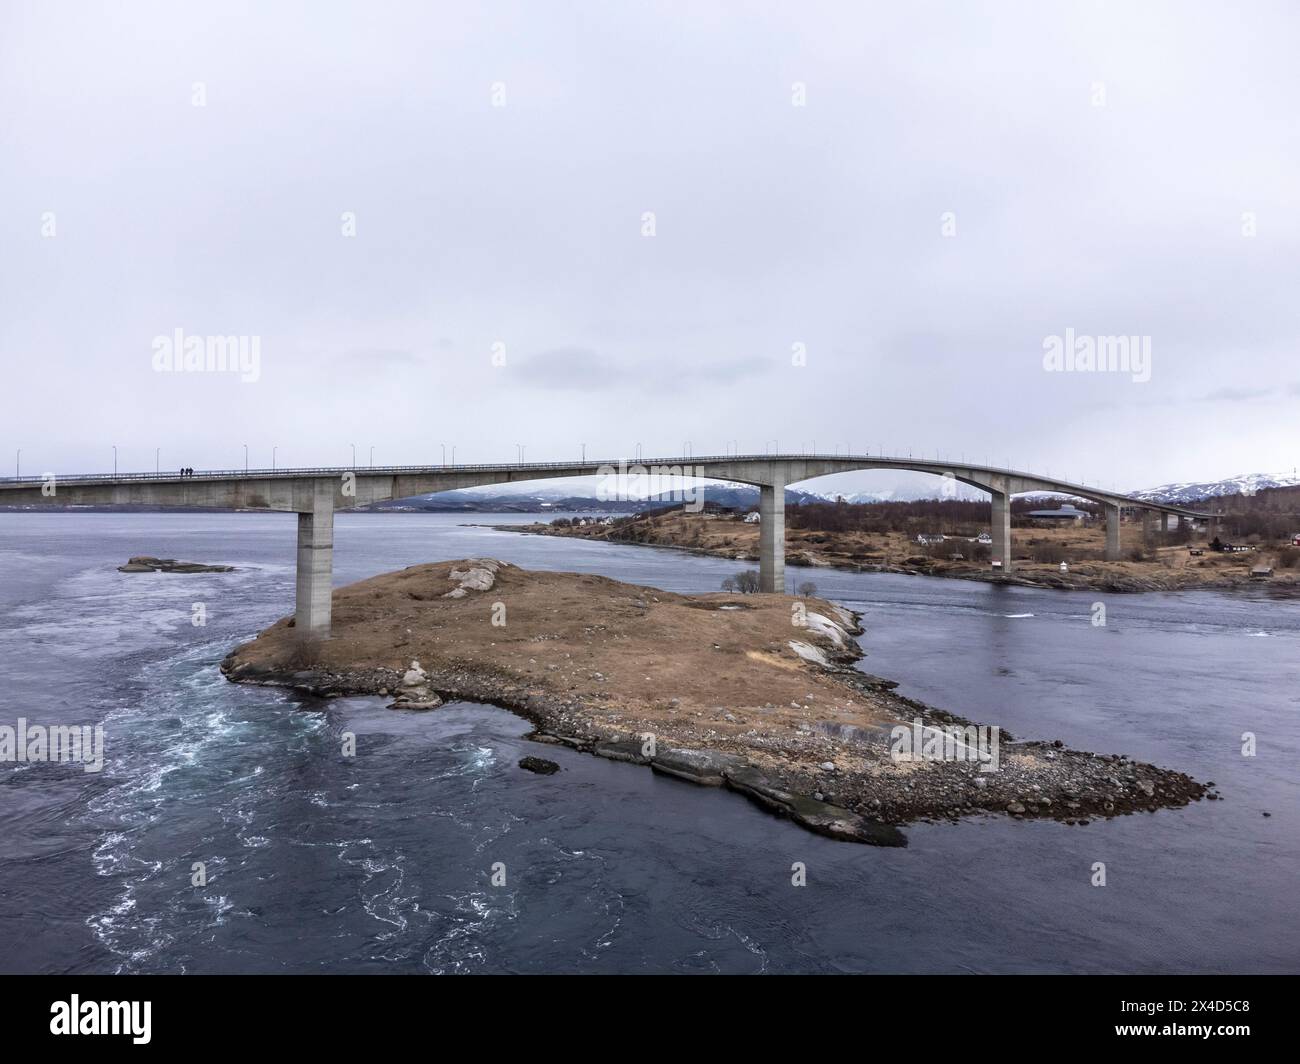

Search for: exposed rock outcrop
xmin=118 ymin=556 xmax=234 ymax=573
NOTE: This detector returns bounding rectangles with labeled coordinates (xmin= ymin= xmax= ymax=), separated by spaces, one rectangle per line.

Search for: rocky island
xmin=119 ymin=555 xmax=235 ymax=573
xmin=221 ymin=559 xmax=1209 ymax=844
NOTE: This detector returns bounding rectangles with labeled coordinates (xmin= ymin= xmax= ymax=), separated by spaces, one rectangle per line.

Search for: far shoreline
xmin=495 ymin=519 xmax=1300 ymax=596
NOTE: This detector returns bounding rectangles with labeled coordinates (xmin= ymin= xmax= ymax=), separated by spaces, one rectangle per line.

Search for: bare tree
xmin=797 ymin=580 xmax=817 ymax=597
xmin=734 ymin=570 xmax=761 ymax=594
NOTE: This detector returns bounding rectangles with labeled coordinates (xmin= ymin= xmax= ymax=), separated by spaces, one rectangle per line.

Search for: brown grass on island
xmin=222 ymin=559 xmax=1210 ymax=845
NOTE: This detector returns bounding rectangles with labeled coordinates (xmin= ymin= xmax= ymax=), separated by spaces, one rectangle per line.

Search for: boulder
xmin=444 ymin=561 xmax=499 ymax=596
xmin=593 ymin=739 xmax=652 ymax=765
xmin=388 ymin=698 xmax=442 ymax=711
xmin=724 ymin=766 xmax=907 ymax=846
xmin=650 ymin=747 xmax=746 ymax=786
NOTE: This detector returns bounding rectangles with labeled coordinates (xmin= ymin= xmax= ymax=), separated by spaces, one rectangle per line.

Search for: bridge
xmin=0 ymin=454 xmax=1211 ymax=637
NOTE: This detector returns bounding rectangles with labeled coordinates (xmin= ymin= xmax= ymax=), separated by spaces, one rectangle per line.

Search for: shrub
xmin=1031 ymin=543 xmax=1068 ymax=564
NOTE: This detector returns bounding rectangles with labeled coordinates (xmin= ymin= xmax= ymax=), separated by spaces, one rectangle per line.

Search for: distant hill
xmin=1128 ymin=472 xmax=1300 ymax=504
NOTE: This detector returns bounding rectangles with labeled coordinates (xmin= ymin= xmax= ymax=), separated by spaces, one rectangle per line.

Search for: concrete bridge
xmin=0 ymin=454 xmax=1211 ymax=637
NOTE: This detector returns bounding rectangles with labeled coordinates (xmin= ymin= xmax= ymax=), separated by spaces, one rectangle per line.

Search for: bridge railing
xmin=0 ymin=453 xmax=909 ymax=485
xmin=0 ymin=453 xmax=1031 ymax=485
xmin=0 ymin=456 xmax=1209 ymax=516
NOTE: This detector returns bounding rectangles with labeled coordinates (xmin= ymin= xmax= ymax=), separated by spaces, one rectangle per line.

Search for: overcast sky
xmin=2 ymin=0 xmax=1297 ymax=495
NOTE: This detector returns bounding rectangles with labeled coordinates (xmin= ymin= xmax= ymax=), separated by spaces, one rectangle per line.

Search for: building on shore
xmin=1024 ymin=504 xmax=1091 ymax=525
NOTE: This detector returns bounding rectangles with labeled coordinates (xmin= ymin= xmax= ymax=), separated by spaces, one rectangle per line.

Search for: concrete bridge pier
xmin=295 ymin=480 xmax=335 ymax=637
xmin=1104 ymin=503 xmax=1122 ymax=561
xmin=990 ymin=491 xmax=1012 ymax=571
xmin=758 ymin=483 xmax=785 ymax=593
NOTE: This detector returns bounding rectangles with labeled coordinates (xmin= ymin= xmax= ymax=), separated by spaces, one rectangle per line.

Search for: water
xmin=1 ymin=512 xmax=1297 ymax=973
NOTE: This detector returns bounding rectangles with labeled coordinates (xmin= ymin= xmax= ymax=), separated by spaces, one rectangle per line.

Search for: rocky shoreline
xmin=220 ymin=559 xmax=1210 ymax=846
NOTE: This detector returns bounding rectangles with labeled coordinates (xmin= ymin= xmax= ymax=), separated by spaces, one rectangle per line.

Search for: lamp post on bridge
xmin=155 ymin=448 xmax=160 ymax=474
xmin=580 ymin=443 xmax=586 ymax=462
xmin=369 ymin=446 xmax=374 ymax=468
xmin=441 ymin=443 xmax=446 ymax=466
xmin=112 ymin=445 xmax=117 ymax=478
xmin=244 ymin=444 xmax=248 ymax=472
xmin=15 ymin=449 xmax=19 ymax=479
xmin=350 ymin=443 xmax=356 ymax=469
xmin=682 ymin=441 xmax=691 ymax=459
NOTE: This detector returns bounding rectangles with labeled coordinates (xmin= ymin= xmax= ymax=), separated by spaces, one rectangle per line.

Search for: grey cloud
xmin=334 ymin=350 xmax=426 ymax=368
xmin=512 ymin=348 xmax=771 ymax=392
xmin=1201 ymin=386 xmax=1279 ymax=402
xmin=512 ymin=348 xmax=635 ymax=391
xmin=2 ymin=1 xmax=1296 ymax=489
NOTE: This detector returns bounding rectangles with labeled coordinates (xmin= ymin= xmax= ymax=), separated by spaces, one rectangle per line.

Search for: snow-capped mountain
xmin=809 ymin=490 xmax=893 ymax=504
xmin=383 ymin=469 xmax=1300 ymax=508
xmin=803 ymin=482 xmax=991 ymax=503
xmin=1129 ymin=472 xmax=1300 ymax=504
xmin=458 ymin=478 xmax=758 ymax=501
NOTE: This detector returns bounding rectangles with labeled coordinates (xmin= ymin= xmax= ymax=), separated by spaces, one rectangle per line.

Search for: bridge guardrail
xmin=0 ymin=456 xmax=1212 ymax=516
xmin=0 ymin=454 xmax=1056 ymax=484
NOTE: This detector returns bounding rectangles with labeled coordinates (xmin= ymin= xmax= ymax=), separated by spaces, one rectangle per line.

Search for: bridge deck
xmin=0 ymin=454 xmax=1212 ymax=518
